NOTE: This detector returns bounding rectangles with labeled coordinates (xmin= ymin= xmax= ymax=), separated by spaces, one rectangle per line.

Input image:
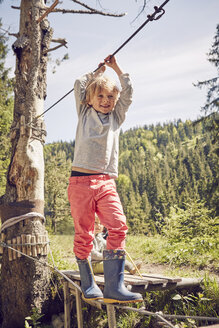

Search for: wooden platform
xmin=62 ymin=270 xmax=182 ymax=292
xmin=61 ymin=270 xmax=202 ymax=328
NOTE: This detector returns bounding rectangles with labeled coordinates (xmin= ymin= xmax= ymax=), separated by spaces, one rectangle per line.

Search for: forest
xmin=43 ymin=119 xmax=218 ymax=237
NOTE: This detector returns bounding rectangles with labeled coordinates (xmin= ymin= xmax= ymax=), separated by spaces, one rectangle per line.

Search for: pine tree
xmin=44 ymin=146 xmax=72 ymax=233
xmin=0 ymin=20 xmax=13 ymax=196
xmin=194 ymin=24 xmax=219 ymax=145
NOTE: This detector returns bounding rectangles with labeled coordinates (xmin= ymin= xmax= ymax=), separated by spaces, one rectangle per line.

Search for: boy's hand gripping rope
xmin=33 ymin=0 xmax=170 ymax=123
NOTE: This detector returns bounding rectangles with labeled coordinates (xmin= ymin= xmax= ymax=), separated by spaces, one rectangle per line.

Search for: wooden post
xmin=106 ymin=304 xmax=117 ymax=328
xmin=8 ymin=240 xmax=13 ymax=261
xmin=75 ymin=282 xmax=83 ymax=328
xmin=19 ymin=220 xmax=24 ymax=229
xmin=26 ymin=234 xmax=32 ymax=256
xmin=31 ymin=235 xmax=37 ymax=257
xmin=21 ymin=234 xmax=26 ymax=255
xmin=0 ymin=233 xmax=5 ymax=255
xmin=12 ymin=238 xmax=17 ymax=260
xmin=17 ymin=236 xmax=22 ymax=258
xmin=63 ymin=282 xmax=71 ymax=328
xmin=36 ymin=234 xmax=41 ymax=255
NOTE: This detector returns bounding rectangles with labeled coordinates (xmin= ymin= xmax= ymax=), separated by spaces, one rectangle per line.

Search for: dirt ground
xmin=140 ymin=262 xmax=219 ymax=281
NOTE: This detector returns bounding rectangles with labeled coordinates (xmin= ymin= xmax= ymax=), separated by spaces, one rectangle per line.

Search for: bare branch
xmin=43 ymin=38 xmax=68 ymax=54
xmin=48 ymin=7 xmax=125 ymax=17
xmin=52 ymin=38 xmax=67 ymax=44
xmin=71 ymin=0 xmax=98 ymax=12
xmin=11 ymin=6 xmax=20 ymax=10
xmin=37 ymin=0 xmax=59 ymax=23
xmin=9 ymin=33 xmax=19 ymax=38
xmin=0 ymin=26 xmax=10 ymax=34
xmin=70 ymin=0 xmax=125 ymax=16
xmin=0 ymin=27 xmax=19 ymax=39
xmin=12 ymin=2 xmax=125 ymax=18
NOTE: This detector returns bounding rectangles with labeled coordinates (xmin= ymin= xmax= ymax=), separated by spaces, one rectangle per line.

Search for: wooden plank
xmin=62 ymin=270 xmax=81 ymax=280
xmin=141 ymin=273 xmax=181 ymax=283
xmin=61 ymin=270 xmax=186 ymax=295
xmin=61 ymin=270 xmax=169 ymax=286
xmin=106 ymin=304 xmax=117 ymax=328
xmin=174 ymin=278 xmax=202 ymax=289
xmin=68 ymin=283 xmax=76 ymax=295
xmin=123 ymin=274 xmax=168 ymax=285
xmin=63 ymin=281 xmax=71 ymax=328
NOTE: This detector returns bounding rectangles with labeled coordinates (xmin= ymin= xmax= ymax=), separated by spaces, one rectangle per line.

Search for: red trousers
xmin=68 ymin=174 xmax=128 ymax=259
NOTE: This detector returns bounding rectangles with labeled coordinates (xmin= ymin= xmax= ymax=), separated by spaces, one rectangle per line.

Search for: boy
xmin=68 ymin=55 xmax=142 ymax=303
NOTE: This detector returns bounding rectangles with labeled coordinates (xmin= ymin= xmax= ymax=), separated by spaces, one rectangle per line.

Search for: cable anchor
xmin=147 ymin=6 xmax=165 ymax=21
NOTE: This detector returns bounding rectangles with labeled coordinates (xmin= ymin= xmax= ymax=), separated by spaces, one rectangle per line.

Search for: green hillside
xmin=43 ymin=119 xmax=218 ymax=237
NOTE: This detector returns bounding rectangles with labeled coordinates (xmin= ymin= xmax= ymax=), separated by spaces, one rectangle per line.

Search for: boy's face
xmin=89 ymin=88 xmax=118 ymax=114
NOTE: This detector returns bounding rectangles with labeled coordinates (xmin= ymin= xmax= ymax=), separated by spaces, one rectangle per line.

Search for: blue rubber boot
xmin=103 ymin=250 xmax=143 ymax=303
xmin=77 ymin=258 xmax=103 ymax=300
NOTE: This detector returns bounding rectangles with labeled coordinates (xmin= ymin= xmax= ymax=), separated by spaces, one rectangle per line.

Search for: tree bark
xmin=0 ymin=1 xmax=53 ymax=327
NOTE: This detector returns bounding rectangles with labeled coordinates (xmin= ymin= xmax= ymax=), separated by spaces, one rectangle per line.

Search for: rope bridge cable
xmin=33 ymin=0 xmax=170 ymax=123
xmin=116 ymin=305 xmax=219 ymax=324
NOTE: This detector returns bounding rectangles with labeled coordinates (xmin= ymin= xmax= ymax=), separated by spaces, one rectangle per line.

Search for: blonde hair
xmin=85 ymin=75 xmax=120 ymax=106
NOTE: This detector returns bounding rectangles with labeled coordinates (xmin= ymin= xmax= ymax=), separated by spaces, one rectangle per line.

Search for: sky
xmin=1 ymin=0 xmax=219 ymax=143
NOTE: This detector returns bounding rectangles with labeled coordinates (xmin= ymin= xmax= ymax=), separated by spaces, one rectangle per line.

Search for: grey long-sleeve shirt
xmin=72 ymin=72 xmax=133 ymax=178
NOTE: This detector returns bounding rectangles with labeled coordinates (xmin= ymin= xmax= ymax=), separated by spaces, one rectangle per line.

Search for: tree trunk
xmin=0 ymin=1 xmax=53 ymax=327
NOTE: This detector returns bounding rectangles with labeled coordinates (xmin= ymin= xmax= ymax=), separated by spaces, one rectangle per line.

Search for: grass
xmin=48 ymin=234 xmax=77 ymax=270
xmin=126 ymin=234 xmax=218 ymax=276
xmin=48 ymin=233 xmax=219 ymax=277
